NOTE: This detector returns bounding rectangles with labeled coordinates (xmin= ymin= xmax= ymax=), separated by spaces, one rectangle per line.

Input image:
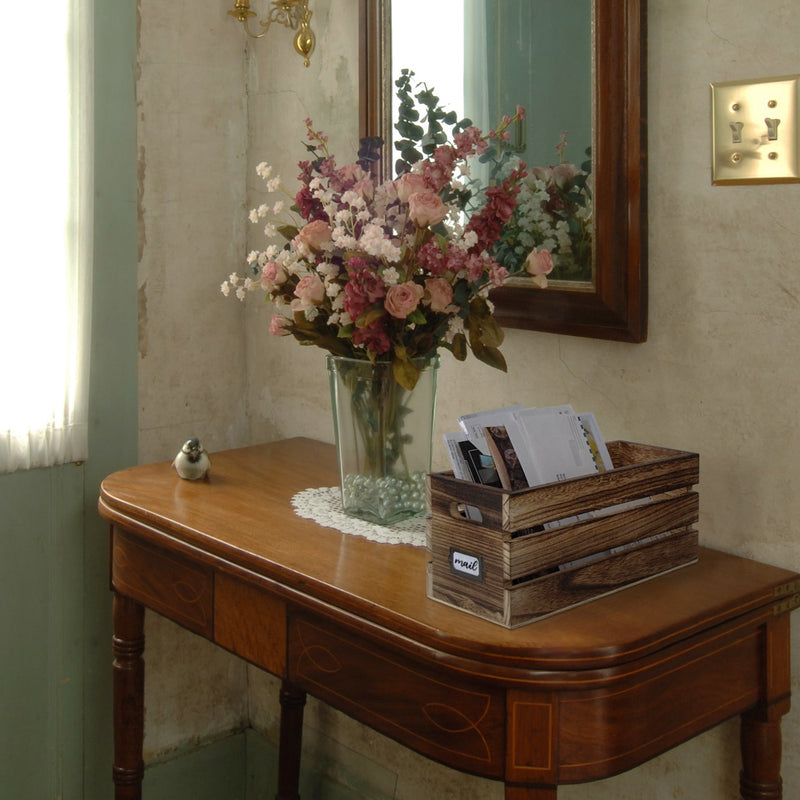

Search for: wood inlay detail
xmin=289 ymin=616 xmax=504 ymax=775
xmin=112 ymin=529 xmax=213 ymax=637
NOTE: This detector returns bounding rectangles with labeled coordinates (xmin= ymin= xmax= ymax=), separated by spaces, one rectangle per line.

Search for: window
xmin=0 ymin=0 xmax=92 ymax=473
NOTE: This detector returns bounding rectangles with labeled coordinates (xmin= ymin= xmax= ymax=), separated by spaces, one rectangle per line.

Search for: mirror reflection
xmin=391 ymin=0 xmax=594 ymax=283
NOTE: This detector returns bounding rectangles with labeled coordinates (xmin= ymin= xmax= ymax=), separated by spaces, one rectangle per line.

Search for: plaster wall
xmin=136 ymin=0 xmax=800 ymax=796
xmin=135 ymin=0 xmax=252 ymax=757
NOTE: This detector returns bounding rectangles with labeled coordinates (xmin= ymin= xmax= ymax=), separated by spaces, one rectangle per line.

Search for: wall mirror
xmin=359 ymin=0 xmax=647 ymax=342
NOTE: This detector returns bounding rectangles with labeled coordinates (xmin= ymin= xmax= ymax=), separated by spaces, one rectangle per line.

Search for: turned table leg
xmin=112 ymin=593 xmax=145 ymax=800
xmin=276 ymin=681 xmax=307 ymax=800
xmin=740 ymin=707 xmax=783 ymax=800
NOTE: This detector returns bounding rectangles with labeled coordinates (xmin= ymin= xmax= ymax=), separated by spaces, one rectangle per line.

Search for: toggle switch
xmin=711 ymin=74 xmax=800 ymax=184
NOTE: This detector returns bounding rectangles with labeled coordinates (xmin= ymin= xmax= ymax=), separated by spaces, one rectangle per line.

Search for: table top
xmin=99 ymin=437 xmax=799 ymax=674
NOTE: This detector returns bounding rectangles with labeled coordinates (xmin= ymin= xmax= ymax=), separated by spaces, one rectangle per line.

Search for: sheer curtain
xmin=0 ymin=0 xmax=93 ymax=474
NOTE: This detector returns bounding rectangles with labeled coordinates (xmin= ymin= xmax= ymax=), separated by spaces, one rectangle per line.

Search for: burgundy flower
xmin=352 ymin=319 xmax=391 ymax=356
xmin=343 ymin=257 xmax=386 ymax=319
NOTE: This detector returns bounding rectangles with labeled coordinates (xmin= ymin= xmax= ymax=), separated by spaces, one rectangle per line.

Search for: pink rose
xmin=408 ymin=192 xmax=448 ymax=228
xmin=524 ymin=248 xmax=554 ymax=289
xmin=260 ymin=260 xmax=288 ymax=291
xmin=530 ymin=166 xmax=554 ymax=184
xmin=293 ymin=219 xmax=332 ymax=259
xmin=269 ymin=314 xmax=292 ymax=336
xmin=291 ymin=273 xmax=325 ymax=310
xmin=424 ymin=277 xmax=454 ymax=313
xmin=394 ymin=173 xmax=432 ymax=203
xmin=551 ymin=162 xmax=580 ymax=188
xmin=337 ymin=162 xmax=369 ymax=184
xmin=352 ymin=178 xmax=374 ymax=202
xmin=384 ymin=281 xmax=424 ymax=319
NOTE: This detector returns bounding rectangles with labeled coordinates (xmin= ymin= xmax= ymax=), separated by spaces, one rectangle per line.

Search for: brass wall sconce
xmin=228 ymin=0 xmax=315 ymax=67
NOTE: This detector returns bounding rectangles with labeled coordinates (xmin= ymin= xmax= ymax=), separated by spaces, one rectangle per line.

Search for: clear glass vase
xmin=326 ymin=354 xmax=439 ymax=525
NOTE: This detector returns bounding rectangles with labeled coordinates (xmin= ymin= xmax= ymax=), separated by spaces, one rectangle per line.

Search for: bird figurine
xmin=173 ymin=437 xmax=211 ymax=481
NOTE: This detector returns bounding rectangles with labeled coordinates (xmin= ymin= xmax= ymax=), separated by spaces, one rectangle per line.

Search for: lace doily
xmin=291 ymin=486 xmax=428 ymax=547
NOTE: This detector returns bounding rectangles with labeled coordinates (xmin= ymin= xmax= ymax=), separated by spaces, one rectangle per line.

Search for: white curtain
xmin=0 ymin=0 xmax=93 ymax=474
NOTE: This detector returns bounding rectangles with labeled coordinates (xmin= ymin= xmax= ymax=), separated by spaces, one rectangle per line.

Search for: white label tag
xmin=449 ymin=549 xmax=484 ymax=581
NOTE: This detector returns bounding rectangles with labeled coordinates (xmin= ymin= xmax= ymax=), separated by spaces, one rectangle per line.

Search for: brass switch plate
xmin=711 ymin=75 xmax=800 ymax=185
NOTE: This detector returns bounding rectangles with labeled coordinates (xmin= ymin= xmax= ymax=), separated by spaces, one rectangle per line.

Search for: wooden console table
xmin=99 ymin=438 xmax=800 ymax=800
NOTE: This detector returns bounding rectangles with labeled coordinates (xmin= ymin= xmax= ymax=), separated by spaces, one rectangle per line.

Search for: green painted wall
xmin=0 ymin=0 xmax=138 ymax=797
xmin=486 ymin=0 xmax=592 ymax=167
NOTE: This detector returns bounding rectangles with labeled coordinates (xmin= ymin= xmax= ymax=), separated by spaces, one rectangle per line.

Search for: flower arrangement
xmin=221 ymin=73 xmax=552 ymax=391
xmin=491 ymin=134 xmax=593 ymax=283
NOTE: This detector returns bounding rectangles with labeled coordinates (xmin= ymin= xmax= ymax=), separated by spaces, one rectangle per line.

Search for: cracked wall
xmin=135 ymin=0 xmax=800 ymax=796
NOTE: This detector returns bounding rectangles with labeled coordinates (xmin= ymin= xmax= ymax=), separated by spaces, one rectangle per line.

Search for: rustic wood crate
xmin=426 ymin=441 xmax=700 ymax=628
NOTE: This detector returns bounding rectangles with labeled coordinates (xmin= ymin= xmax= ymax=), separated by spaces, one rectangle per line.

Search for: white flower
xmin=341 ymin=190 xmax=366 ymax=208
xmin=359 ymin=223 xmax=402 ymax=262
xmin=257 ymin=203 xmax=269 ymax=218
xmin=235 ymin=286 xmax=247 ymax=301
xmin=266 ymin=177 xmax=281 ymax=192
xmin=256 ymin=161 xmax=272 ymax=178
xmin=331 ymin=227 xmax=358 ymax=250
xmin=325 ymin=282 xmax=341 ymax=298
xmin=444 ymin=316 xmax=464 ymax=343
xmin=463 ymin=230 xmax=478 ymax=249
xmin=246 ymin=250 xmax=259 ymax=264
xmin=382 ymin=267 xmax=400 ymax=286
xmin=263 ymin=223 xmax=277 ymax=238
xmin=248 ymin=209 xmax=259 ymax=224
xmin=220 ymin=281 xmax=231 ymax=296
xmin=272 ymin=200 xmax=285 ymax=215
xmin=228 ymin=273 xmax=240 ymax=285
xmin=305 ymin=306 xmax=319 ymax=321
xmin=331 ymin=293 xmax=345 ymax=310
xmin=317 ymin=262 xmax=340 ymax=279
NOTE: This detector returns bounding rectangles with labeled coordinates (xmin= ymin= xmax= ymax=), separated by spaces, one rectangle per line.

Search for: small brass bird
xmin=173 ymin=437 xmax=211 ymax=481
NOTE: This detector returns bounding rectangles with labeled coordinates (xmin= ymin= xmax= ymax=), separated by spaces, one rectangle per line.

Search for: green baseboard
xmin=144 ymin=732 xmax=251 ymax=800
xmin=143 ymin=725 xmax=397 ymax=800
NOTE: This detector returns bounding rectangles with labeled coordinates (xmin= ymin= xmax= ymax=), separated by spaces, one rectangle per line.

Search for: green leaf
xmin=277 ymin=224 xmax=299 ymax=241
xmin=472 ymin=344 xmax=508 ymax=372
xmin=479 ymin=313 xmax=505 ymax=348
xmin=408 ymin=308 xmax=427 ymax=326
xmin=356 ymin=306 xmax=385 ymax=329
xmin=450 ymin=332 xmax=467 ymax=361
xmin=396 ymin=120 xmax=424 ymax=139
xmin=399 ymin=146 xmax=422 ymax=164
xmin=392 ymin=346 xmax=420 ymax=390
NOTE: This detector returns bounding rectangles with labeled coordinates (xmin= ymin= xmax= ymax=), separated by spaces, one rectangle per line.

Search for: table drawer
xmin=214 ymin=572 xmax=287 ymax=677
xmin=112 ymin=528 xmax=213 ymax=638
xmin=288 ymin=615 xmax=505 ymax=778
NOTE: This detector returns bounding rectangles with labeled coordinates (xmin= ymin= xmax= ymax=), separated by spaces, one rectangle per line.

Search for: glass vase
xmin=326 ymin=354 xmax=439 ymax=525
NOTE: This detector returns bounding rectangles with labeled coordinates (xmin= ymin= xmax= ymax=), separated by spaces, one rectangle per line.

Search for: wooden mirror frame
xmin=358 ymin=0 xmax=647 ymax=342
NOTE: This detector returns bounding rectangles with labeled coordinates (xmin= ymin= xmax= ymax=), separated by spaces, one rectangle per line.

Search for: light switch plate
xmin=711 ymin=75 xmax=800 ymax=185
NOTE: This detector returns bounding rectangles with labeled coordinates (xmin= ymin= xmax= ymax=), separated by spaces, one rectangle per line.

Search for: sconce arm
xmin=228 ymin=0 xmax=315 ymax=67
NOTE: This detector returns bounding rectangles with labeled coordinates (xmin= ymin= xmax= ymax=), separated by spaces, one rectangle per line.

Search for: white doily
xmin=291 ymin=486 xmax=428 ymax=547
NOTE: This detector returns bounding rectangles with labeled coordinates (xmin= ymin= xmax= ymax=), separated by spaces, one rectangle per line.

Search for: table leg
xmin=112 ymin=593 xmax=145 ymax=800
xmin=276 ymin=681 xmax=307 ymax=800
xmin=505 ymin=784 xmax=557 ymax=799
xmin=740 ymin=707 xmax=783 ymax=800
